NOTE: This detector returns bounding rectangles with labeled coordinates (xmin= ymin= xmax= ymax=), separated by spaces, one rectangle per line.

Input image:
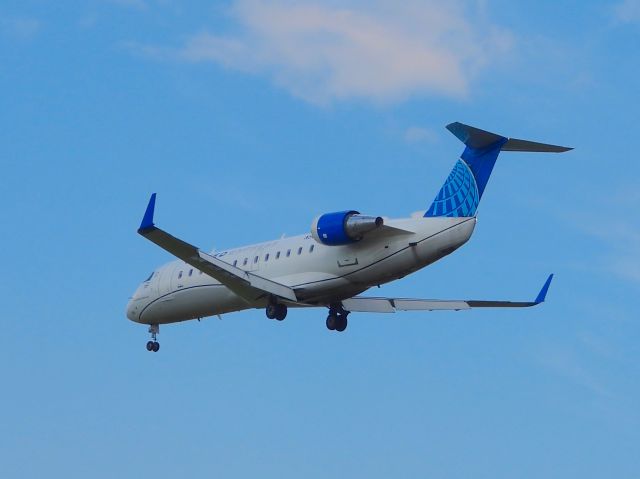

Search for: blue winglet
xmin=535 ymin=274 xmax=554 ymax=304
xmin=138 ymin=193 xmax=157 ymax=232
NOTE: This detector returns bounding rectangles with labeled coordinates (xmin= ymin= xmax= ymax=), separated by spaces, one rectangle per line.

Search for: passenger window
xmin=297 ymin=247 xmax=302 ymax=255
xmin=188 ymin=269 xmax=193 ymax=276
xmin=243 ymin=258 xmax=248 ymax=266
xmin=286 ymin=249 xmax=291 ymax=257
xmin=233 ymin=260 xmax=238 ymax=267
xmin=178 ymin=271 xmax=183 ymax=279
xmin=309 ymin=245 xmax=314 ymax=253
xmin=265 ymin=253 xmax=269 ymax=262
xmin=276 ymin=251 xmax=281 ymax=259
xmin=254 ymin=256 xmax=258 ymax=263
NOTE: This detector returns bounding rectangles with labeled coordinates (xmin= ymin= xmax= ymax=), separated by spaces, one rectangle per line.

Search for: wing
xmin=341 ymin=275 xmax=554 ymax=313
xmin=137 ymin=194 xmax=298 ymax=303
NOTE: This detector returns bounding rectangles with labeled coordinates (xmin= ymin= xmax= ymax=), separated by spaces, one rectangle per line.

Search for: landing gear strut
xmin=266 ymin=302 xmax=287 ymax=321
xmin=146 ymin=324 xmax=160 ymax=352
xmin=326 ymin=305 xmax=348 ymax=332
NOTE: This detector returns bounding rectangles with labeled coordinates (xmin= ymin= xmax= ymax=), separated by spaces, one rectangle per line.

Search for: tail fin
xmin=424 ymin=122 xmax=572 ymax=218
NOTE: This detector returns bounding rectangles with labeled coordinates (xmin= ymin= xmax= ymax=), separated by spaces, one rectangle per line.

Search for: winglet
xmin=535 ymin=274 xmax=554 ymax=304
xmin=138 ymin=193 xmax=157 ymax=233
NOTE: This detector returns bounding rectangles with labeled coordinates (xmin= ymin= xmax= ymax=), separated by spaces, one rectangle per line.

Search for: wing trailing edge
xmin=341 ymin=275 xmax=554 ymax=313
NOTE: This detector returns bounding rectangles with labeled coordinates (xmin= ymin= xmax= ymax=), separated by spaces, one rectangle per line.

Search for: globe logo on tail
xmin=425 ymin=160 xmax=479 ymax=217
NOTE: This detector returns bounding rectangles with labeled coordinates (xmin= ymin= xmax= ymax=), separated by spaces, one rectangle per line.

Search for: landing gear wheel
xmin=266 ymin=304 xmax=277 ymax=319
xmin=326 ymin=305 xmax=349 ymax=332
xmin=274 ymin=304 xmax=287 ymax=321
xmin=146 ymin=324 xmax=160 ymax=352
xmin=335 ymin=315 xmax=348 ymax=332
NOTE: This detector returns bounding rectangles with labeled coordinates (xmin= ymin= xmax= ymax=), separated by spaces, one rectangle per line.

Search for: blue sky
xmin=1 ymin=1 xmax=639 ymax=477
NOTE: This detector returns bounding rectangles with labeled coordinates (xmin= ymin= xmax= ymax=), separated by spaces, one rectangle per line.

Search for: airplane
xmin=126 ymin=122 xmax=571 ymax=352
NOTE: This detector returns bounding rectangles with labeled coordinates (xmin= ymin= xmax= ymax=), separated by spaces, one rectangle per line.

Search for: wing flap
xmin=341 ymin=275 xmax=553 ymax=313
xmin=342 ymin=297 xmax=537 ymax=313
xmin=341 ymin=297 xmax=472 ymax=313
xmin=340 ymin=297 xmax=396 ymax=313
xmin=394 ymin=299 xmax=471 ymax=311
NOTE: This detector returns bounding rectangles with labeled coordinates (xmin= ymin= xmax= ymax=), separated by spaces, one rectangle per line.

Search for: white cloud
xmin=614 ymin=0 xmax=640 ymax=23
xmin=404 ymin=126 xmax=438 ymax=144
xmin=164 ymin=0 xmax=513 ymax=105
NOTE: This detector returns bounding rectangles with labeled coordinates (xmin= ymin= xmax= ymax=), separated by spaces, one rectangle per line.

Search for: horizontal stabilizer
xmin=447 ymin=122 xmax=572 ymax=152
xmin=502 ymin=139 xmax=571 ymax=153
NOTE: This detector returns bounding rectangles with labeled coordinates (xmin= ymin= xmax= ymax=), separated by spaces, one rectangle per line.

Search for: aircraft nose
xmin=126 ymin=298 xmax=139 ymax=322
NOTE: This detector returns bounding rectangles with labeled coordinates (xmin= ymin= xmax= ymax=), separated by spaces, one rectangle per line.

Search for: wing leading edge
xmin=341 ymin=274 xmax=554 ymax=313
xmin=137 ymin=194 xmax=298 ymax=303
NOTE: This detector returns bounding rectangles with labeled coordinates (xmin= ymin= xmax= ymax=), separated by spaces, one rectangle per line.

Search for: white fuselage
xmin=126 ymin=216 xmax=476 ymax=325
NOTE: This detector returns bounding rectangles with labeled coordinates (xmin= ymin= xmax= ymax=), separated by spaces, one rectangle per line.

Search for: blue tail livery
xmin=425 ymin=122 xmax=572 ymax=218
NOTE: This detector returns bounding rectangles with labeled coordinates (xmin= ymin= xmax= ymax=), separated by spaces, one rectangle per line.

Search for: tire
xmin=152 ymin=342 xmax=160 ymax=352
xmin=146 ymin=341 xmax=154 ymax=351
xmin=326 ymin=315 xmax=337 ymax=330
xmin=266 ymin=304 xmax=277 ymax=319
xmin=335 ymin=315 xmax=348 ymax=332
xmin=275 ymin=304 xmax=287 ymax=321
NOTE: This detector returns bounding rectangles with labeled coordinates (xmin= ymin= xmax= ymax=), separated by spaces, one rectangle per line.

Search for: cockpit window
xmin=144 ymin=272 xmax=154 ymax=282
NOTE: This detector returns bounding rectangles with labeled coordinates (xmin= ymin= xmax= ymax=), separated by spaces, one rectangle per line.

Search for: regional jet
xmin=126 ymin=122 xmax=571 ymax=352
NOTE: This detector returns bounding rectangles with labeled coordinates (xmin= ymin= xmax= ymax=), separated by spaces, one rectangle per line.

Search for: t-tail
xmin=424 ymin=122 xmax=572 ymax=217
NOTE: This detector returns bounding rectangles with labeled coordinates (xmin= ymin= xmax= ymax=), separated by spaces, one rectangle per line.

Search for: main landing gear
xmin=146 ymin=324 xmax=160 ymax=352
xmin=326 ymin=306 xmax=349 ymax=332
xmin=266 ymin=302 xmax=287 ymax=321
xmin=264 ymin=301 xmax=349 ymax=332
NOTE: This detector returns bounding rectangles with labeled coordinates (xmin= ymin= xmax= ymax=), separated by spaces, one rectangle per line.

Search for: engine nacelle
xmin=311 ymin=210 xmax=384 ymax=246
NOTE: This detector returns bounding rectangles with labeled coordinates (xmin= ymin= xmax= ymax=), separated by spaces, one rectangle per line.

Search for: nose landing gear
xmin=146 ymin=324 xmax=160 ymax=352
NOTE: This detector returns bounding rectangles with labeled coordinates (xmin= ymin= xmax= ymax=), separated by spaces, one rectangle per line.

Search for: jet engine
xmin=311 ymin=210 xmax=384 ymax=246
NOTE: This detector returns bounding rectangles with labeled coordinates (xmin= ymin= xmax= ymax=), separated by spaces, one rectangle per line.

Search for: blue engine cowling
xmin=311 ymin=210 xmax=384 ymax=246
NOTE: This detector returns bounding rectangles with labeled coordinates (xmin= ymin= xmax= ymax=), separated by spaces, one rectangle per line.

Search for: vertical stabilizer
xmin=424 ymin=122 xmax=571 ymax=218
